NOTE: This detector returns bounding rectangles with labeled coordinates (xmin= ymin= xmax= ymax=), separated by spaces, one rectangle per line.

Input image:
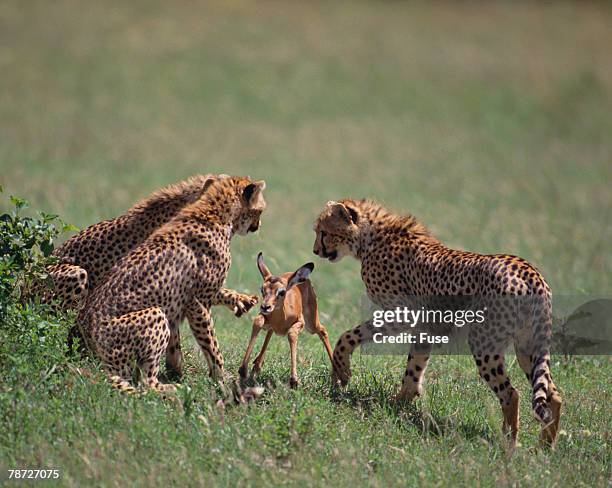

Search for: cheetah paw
xmin=233 ymin=294 xmax=259 ymax=317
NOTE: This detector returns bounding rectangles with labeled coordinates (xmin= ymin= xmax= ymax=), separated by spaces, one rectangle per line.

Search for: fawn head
xmin=256 ymin=252 xmax=314 ymax=315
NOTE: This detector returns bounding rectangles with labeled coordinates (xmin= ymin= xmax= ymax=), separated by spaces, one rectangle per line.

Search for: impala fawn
xmin=239 ymin=253 xmax=334 ymax=388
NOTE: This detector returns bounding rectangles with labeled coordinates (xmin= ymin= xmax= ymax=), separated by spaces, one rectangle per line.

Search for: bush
xmin=0 ymin=186 xmax=77 ymax=311
xmin=0 ymin=187 xmax=79 ymax=390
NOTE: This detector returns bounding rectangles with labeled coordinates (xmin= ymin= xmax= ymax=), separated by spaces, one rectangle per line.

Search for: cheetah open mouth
xmin=327 ymin=251 xmax=338 ymax=262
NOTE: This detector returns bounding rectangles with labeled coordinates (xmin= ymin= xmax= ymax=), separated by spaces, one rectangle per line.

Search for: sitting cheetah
xmin=42 ymin=174 xmax=256 ymax=318
xmin=77 ymin=176 xmax=266 ymax=392
xmin=313 ymin=199 xmax=562 ymax=447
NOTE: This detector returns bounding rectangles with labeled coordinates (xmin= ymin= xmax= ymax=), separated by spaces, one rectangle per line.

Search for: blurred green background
xmin=0 ymin=1 xmax=611 ymax=486
xmin=1 ymin=0 xmax=610 ymax=294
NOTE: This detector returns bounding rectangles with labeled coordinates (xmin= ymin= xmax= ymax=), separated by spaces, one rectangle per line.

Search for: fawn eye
xmin=277 ymin=289 xmax=286 ymax=298
xmin=260 ymin=286 xmax=264 ymax=294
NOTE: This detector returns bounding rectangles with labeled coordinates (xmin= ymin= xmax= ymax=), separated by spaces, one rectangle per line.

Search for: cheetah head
xmin=233 ymin=178 xmax=266 ymax=236
xmin=312 ymin=201 xmax=360 ymax=262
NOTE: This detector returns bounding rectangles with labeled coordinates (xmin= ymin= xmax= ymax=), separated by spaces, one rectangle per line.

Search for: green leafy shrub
xmin=0 ymin=186 xmax=77 ymax=313
xmin=0 ymin=187 xmax=79 ymax=390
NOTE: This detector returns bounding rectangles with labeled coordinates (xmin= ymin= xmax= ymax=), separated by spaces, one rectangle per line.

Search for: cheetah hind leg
xmin=103 ymin=307 xmax=176 ymax=395
xmin=108 ymin=369 xmax=140 ymax=396
xmin=135 ymin=309 xmax=176 ymax=394
xmin=472 ymin=351 xmax=520 ymax=448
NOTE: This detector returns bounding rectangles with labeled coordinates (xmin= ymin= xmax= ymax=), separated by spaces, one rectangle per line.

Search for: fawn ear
xmin=257 ymin=252 xmax=271 ymax=278
xmin=243 ymin=180 xmax=266 ymax=210
xmin=287 ymin=262 xmax=314 ymax=289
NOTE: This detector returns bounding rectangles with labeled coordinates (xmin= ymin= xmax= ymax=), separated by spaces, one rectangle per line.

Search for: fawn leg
xmin=239 ymin=314 xmax=265 ymax=379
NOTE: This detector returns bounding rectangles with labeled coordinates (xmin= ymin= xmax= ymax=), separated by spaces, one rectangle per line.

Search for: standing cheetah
xmin=43 ymin=174 xmax=222 ymax=309
xmin=77 ymin=176 xmax=266 ymax=392
xmin=313 ymin=199 xmax=562 ymax=447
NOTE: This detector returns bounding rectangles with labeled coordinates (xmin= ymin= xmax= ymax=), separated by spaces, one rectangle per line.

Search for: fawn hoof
xmin=251 ymin=362 xmax=262 ymax=378
xmin=289 ymin=376 xmax=299 ymax=389
xmin=238 ymin=364 xmax=248 ymax=380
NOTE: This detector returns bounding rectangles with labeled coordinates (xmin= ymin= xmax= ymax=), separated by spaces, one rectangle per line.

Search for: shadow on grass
xmin=326 ymin=381 xmax=494 ymax=443
xmin=236 ymin=362 xmax=494 ymax=442
xmin=186 ymin=361 xmax=495 ymax=443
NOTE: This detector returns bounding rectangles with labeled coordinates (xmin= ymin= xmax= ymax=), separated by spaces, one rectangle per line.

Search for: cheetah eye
xmin=277 ymin=289 xmax=286 ymax=298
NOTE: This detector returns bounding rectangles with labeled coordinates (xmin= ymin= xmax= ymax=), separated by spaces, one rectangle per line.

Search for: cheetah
xmin=39 ymin=174 xmax=258 ymax=363
xmin=313 ymin=199 xmax=562 ymax=448
xmin=77 ymin=176 xmax=266 ymax=392
xmin=43 ymin=174 xmax=255 ymax=317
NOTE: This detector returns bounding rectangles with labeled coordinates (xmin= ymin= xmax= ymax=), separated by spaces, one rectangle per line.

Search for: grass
xmin=1 ymin=0 xmax=611 ymax=486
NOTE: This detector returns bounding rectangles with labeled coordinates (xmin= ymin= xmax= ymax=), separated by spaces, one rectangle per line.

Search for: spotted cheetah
xmin=313 ymin=199 xmax=562 ymax=448
xmin=77 ymin=176 xmax=266 ymax=392
xmin=39 ymin=174 xmax=258 ymax=363
xmin=44 ymin=174 xmax=255 ymax=317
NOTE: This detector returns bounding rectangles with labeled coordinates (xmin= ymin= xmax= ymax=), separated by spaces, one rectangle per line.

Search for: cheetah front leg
xmin=331 ymin=319 xmax=376 ymax=386
xmin=214 ymin=288 xmax=259 ymax=317
xmin=394 ymin=344 xmax=432 ymax=403
xmin=186 ymin=299 xmax=225 ymax=381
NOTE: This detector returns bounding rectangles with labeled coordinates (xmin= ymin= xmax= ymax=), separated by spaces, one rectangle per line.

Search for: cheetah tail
xmin=530 ymin=292 xmax=554 ymax=424
xmin=531 ymin=355 xmax=553 ymax=424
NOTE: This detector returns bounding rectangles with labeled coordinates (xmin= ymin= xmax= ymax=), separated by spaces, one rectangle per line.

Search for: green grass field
xmin=1 ymin=1 xmax=611 ymax=486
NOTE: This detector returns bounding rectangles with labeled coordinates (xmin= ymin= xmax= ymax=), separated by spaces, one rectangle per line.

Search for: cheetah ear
xmin=256 ymin=252 xmax=271 ymax=279
xmin=287 ymin=262 xmax=314 ymax=289
xmin=202 ymin=176 xmax=218 ymax=192
xmin=244 ymin=180 xmax=266 ymax=210
xmin=328 ymin=202 xmax=353 ymax=224
xmin=344 ymin=204 xmax=359 ymax=224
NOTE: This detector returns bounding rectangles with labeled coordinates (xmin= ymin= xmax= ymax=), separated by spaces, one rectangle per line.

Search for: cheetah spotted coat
xmin=313 ymin=199 xmax=562 ymax=448
xmin=77 ymin=176 xmax=266 ymax=392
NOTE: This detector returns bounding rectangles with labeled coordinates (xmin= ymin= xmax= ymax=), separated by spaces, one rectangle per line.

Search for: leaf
xmin=40 ymin=239 xmax=54 ymax=257
xmin=39 ymin=212 xmax=59 ymax=223
xmin=10 ymin=196 xmax=28 ymax=211
xmin=24 ymin=236 xmax=37 ymax=249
